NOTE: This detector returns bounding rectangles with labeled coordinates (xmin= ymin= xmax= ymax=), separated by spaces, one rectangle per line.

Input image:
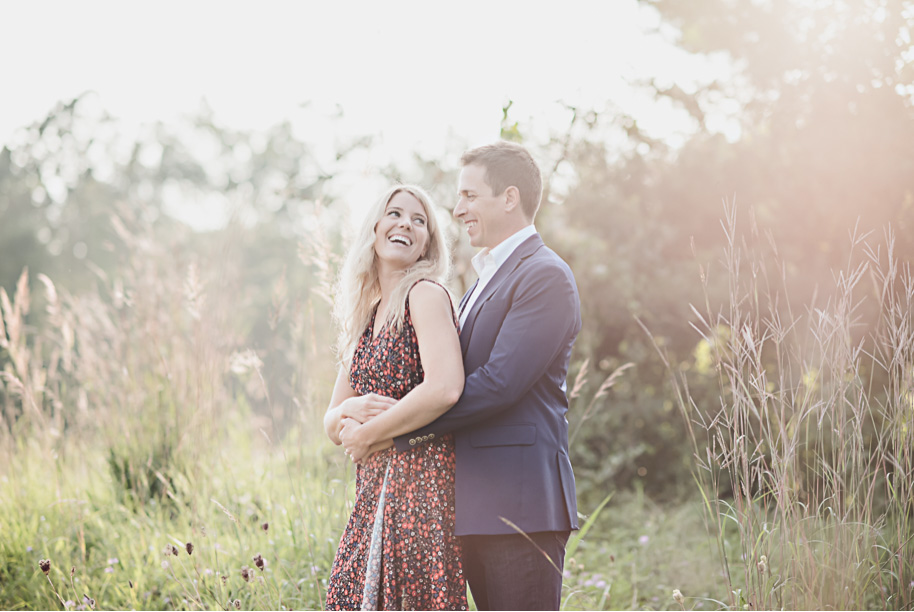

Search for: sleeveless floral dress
xmin=326 ymin=283 xmax=467 ymax=611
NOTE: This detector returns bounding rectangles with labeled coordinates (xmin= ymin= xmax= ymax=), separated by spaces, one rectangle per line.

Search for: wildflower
xmin=104 ymin=567 xmax=114 ymax=574
xmin=39 ymin=559 xmax=51 ymax=575
xmin=163 ymin=544 xmax=179 ymax=557
xmin=241 ymin=566 xmax=251 ymax=582
xmin=253 ymin=553 xmax=265 ymax=571
xmin=27 ymin=546 xmax=33 ymax=552
xmin=673 ymin=589 xmax=685 ymax=605
xmin=64 ymin=600 xmax=75 ymax=609
xmin=229 ymin=349 xmax=263 ymax=375
xmin=71 ymin=566 xmax=76 ymax=577
xmin=83 ymin=594 xmax=96 ymax=609
xmin=221 ymin=575 xmax=229 ymax=586
xmin=639 ymin=535 xmax=649 ymax=545
xmin=261 ymin=522 xmax=269 ymax=532
xmin=186 ymin=542 xmax=194 ymax=556
xmin=233 ymin=599 xmax=241 ymax=609
xmin=596 ymin=579 xmax=607 ymax=589
xmin=161 ymin=560 xmax=170 ymax=570
xmin=107 ymin=557 xmax=118 ymax=565
xmin=757 ymin=555 xmax=768 ymax=574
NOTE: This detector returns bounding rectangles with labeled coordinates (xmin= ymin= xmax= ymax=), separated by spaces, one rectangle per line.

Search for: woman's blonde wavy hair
xmin=333 ymin=184 xmax=451 ymax=361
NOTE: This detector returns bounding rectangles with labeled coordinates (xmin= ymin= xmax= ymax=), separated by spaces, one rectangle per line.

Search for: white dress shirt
xmin=459 ymin=225 xmax=538 ymax=329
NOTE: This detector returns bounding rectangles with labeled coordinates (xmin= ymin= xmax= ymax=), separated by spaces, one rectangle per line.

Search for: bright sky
xmin=1 ymin=1 xmax=733 ymax=228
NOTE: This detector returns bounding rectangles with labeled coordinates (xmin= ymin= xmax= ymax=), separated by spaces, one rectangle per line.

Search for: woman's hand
xmin=341 ymin=417 xmax=395 ymax=463
xmin=340 ymin=393 xmax=396 ymax=424
xmin=340 ymin=418 xmax=369 ymax=463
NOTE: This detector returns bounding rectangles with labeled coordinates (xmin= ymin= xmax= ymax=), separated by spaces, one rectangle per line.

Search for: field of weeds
xmin=2 ymin=203 xmax=912 ymax=611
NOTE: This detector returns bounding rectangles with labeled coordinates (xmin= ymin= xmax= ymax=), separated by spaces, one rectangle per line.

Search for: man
xmin=347 ymin=141 xmax=581 ymax=610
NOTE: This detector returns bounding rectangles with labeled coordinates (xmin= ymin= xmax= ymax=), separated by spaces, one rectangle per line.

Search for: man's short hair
xmin=461 ymin=141 xmax=543 ymax=219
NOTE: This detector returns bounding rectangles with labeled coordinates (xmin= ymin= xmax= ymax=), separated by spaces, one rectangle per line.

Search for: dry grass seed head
xmin=39 ymin=559 xmax=50 ymax=575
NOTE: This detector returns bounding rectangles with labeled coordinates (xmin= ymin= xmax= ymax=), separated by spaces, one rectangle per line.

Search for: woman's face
xmin=373 ymin=190 xmax=430 ymax=269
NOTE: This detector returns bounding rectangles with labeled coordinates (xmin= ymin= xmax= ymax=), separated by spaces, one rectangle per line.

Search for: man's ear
xmin=504 ymin=186 xmax=521 ymax=213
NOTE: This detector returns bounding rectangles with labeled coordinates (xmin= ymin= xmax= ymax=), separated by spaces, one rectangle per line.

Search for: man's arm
xmin=393 ymin=262 xmax=580 ymax=451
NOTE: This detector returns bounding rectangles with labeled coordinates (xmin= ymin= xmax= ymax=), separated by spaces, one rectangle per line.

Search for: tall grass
xmin=0 ymin=199 xmax=708 ymax=610
xmin=0 ymin=205 xmax=353 ymax=610
xmin=645 ymin=201 xmax=914 ymax=610
xmin=10 ymin=192 xmax=911 ymax=610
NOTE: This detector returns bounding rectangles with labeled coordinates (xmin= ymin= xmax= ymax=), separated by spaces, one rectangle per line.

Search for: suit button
xmin=409 ymin=438 xmax=416 ymax=446
xmin=429 ymin=433 xmax=435 ymax=440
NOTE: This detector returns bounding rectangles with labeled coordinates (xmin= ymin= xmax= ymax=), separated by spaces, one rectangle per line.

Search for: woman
xmin=323 ymin=184 xmax=467 ymax=611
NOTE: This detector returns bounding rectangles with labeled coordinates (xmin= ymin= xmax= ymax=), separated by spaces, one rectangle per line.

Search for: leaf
xmin=565 ymin=491 xmax=613 ymax=561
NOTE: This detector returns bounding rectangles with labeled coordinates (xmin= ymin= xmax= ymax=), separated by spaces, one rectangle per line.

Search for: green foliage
xmin=562 ymin=489 xmax=727 ymax=611
xmin=499 ymin=100 xmax=523 ymax=143
xmin=4 ymin=2 xmax=914 ymax=604
xmin=0 ymin=433 xmax=351 ymax=611
xmin=106 ymin=440 xmax=179 ymax=510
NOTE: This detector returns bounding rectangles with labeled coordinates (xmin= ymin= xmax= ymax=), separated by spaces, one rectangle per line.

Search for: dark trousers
xmin=459 ymin=531 xmax=570 ymax=611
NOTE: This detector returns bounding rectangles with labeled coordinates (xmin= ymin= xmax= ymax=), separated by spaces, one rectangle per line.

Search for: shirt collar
xmin=470 ymin=225 xmax=537 ymax=277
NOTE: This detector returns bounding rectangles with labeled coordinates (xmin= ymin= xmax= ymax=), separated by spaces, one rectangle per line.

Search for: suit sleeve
xmin=394 ymin=262 xmax=580 ymax=451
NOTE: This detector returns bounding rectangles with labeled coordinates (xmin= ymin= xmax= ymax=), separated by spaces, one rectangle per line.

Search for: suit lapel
xmin=458 ymin=280 xmax=478 ymax=317
xmin=457 ymin=280 xmax=478 ymax=355
xmin=459 ymin=234 xmax=544 ymax=353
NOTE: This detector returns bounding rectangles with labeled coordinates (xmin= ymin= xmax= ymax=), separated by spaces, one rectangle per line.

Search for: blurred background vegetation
xmin=2 ymin=0 xmax=914 ymax=609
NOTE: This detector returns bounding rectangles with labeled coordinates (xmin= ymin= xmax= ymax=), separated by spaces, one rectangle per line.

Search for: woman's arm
xmin=323 ymin=364 xmax=396 ymax=445
xmin=324 ymin=367 xmax=357 ymax=445
xmin=341 ymin=282 xmax=464 ymax=459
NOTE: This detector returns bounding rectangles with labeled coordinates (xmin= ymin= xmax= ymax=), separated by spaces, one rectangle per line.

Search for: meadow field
xmin=5 ymin=2 xmax=914 ymax=604
xmin=1 ymin=198 xmax=911 ymax=610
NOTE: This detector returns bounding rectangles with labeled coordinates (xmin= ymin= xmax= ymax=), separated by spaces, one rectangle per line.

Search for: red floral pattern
xmin=326 ymin=283 xmax=466 ymax=611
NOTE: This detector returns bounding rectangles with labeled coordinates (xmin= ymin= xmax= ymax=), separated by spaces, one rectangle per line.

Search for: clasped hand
xmin=340 ymin=392 xmax=396 ymax=424
xmin=340 ymin=393 xmax=396 ymax=463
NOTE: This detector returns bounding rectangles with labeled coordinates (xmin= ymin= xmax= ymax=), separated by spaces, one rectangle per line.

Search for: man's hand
xmin=340 ymin=418 xmax=372 ymax=463
xmin=340 ymin=393 xmax=396 ymax=424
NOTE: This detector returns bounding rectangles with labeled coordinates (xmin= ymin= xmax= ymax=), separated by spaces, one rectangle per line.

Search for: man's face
xmin=454 ymin=164 xmax=506 ymax=249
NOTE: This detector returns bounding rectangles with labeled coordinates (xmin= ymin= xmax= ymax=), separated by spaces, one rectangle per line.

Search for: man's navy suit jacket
xmin=394 ymin=233 xmax=582 ymax=536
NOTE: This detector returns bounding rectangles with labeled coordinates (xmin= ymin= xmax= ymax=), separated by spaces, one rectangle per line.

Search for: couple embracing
xmin=323 ymin=141 xmax=581 ymax=611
